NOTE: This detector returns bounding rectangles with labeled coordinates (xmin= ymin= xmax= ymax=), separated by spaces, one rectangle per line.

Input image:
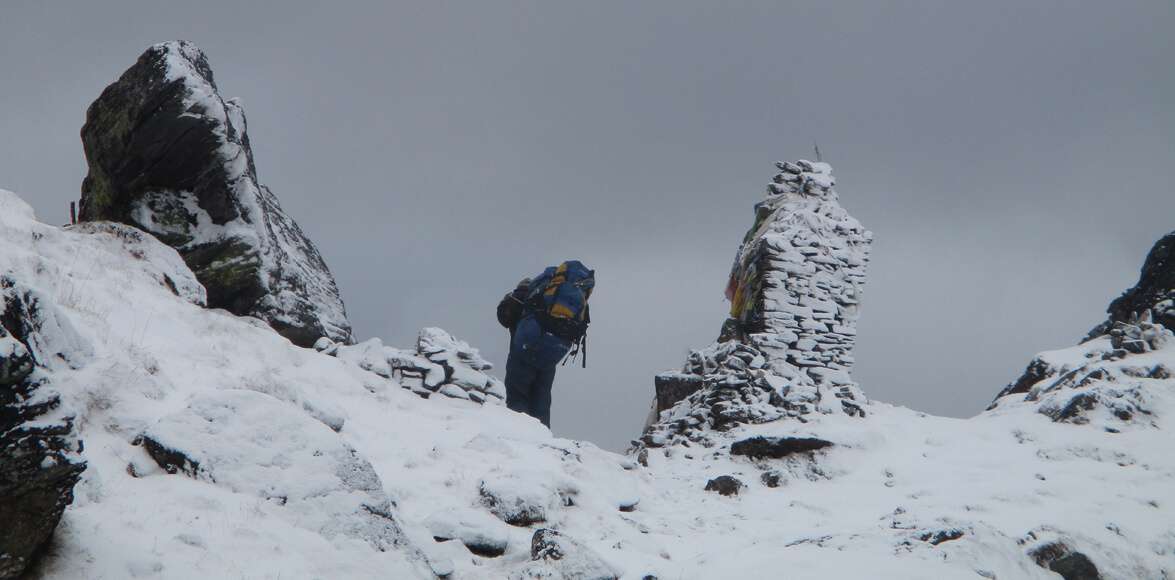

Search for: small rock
xmin=730 ymin=436 xmax=833 ymax=459
xmin=704 ymin=475 xmax=744 ymax=496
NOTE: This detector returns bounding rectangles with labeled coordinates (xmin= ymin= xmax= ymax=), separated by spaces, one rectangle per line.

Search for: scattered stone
xmin=704 ymin=475 xmax=744 ymax=496
xmin=332 ymin=327 xmax=506 ymax=406
xmin=760 ymin=470 xmax=783 ymax=488
xmin=919 ymin=528 xmax=965 ymax=546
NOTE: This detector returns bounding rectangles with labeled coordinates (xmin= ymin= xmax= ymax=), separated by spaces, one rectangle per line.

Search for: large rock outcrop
xmin=79 ymin=41 xmax=351 ymax=347
xmin=641 ymin=160 xmax=872 ymax=448
xmin=0 ymin=283 xmax=86 ymax=579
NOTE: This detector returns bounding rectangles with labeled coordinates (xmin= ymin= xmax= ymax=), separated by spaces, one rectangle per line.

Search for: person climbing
xmin=496 ymin=260 xmax=594 ymax=427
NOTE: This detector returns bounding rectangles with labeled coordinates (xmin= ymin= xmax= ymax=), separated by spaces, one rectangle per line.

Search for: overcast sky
xmin=2 ymin=1 xmax=1172 ymax=450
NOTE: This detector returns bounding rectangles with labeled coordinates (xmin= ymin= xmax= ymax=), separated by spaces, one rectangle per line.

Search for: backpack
xmin=514 ymin=260 xmax=594 ymax=368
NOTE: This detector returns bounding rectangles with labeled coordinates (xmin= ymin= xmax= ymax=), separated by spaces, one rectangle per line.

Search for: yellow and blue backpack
xmin=512 ymin=260 xmax=594 ymax=368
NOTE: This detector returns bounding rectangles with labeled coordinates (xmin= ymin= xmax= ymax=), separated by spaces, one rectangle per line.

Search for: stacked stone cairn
xmin=641 ymin=160 xmax=873 ymax=448
xmin=318 ymin=327 xmax=506 ymax=404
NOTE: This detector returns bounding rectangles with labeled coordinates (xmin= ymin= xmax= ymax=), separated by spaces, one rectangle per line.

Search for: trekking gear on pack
xmin=513 ymin=260 xmax=594 ymax=369
xmin=497 ymin=278 xmax=531 ymax=331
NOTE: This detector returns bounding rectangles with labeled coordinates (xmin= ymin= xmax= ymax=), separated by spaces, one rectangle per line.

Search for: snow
xmin=2 ymin=187 xmax=1173 ymax=578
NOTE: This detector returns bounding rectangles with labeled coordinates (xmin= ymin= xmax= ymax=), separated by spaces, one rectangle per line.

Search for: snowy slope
xmin=2 ymin=187 xmax=1173 ymax=579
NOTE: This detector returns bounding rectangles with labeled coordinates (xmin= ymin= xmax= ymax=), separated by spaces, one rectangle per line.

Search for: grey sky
xmin=2 ymin=1 xmax=1172 ymax=450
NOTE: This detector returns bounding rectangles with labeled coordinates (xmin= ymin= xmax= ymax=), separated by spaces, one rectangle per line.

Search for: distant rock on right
xmin=989 ymin=230 xmax=1175 ymax=430
xmin=1092 ymin=230 xmax=1175 ymax=337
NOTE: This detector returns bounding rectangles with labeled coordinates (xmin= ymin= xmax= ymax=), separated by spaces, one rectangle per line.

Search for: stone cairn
xmin=318 ymin=327 xmax=507 ymax=405
xmin=640 ymin=160 xmax=872 ymax=448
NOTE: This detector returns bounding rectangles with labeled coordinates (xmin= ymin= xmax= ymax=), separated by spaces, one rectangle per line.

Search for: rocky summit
xmin=1095 ymin=230 xmax=1175 ymax=335
xmin=78 ymin=41 xmax=352 ymax=347
xmin=642 ymin=160 xmax=872 ymax=448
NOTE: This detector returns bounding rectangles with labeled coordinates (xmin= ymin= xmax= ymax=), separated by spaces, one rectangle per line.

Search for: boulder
xmin=704 ymin=475 xmax=744 ymax=496
xmin=78 ymin=41 xmax=352 ymax=347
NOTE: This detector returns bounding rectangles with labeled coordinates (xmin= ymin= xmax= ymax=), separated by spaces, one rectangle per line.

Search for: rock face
xmin=0 ymin=284 xmax=86 ymax=579
xmin=78 ymin=41 xmax=351 ymax=347
xmin=641 ymin=160 xmax=871 ymax=448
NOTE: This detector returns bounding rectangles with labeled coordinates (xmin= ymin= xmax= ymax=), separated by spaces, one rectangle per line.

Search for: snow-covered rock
xmin=78 ymin=41 xmax=351 ymax=347
xmin=328 ymin=326 xmax=507 ymax=404
xmin=0 ymin=283 xmax=85 ymax=579
xmin=642 ymin=161 xmax=870 ymax=448
xmin=518 ymin=528 xmax=618 ymax=580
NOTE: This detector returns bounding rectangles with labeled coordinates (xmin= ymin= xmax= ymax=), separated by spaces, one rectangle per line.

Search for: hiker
xmin=496 ymin=261 xmax=594 ymax=427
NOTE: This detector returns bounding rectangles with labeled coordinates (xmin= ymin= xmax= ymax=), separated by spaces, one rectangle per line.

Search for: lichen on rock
xmin=78 ymin=41 xmax=352 ymax=347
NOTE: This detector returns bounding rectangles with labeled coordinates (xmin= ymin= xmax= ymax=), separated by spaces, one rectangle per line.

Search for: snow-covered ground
xmin=2 ymin=188 xmax=1172 ymax=579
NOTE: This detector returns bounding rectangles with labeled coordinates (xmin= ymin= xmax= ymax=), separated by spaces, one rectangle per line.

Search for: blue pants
xmin=505 ymin=352 xmax=557 ymax=427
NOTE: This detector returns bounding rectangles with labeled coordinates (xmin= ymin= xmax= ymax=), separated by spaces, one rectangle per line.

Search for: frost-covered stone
xmin=704 ymin=475 xmax=744 ymax=496
xmin=517 ymin=529 xmax=619 ymax=580
xmin=643 ymin=161 xmax=870 ymax=448
xmin=425 ymin=507 xmax=511 ymax=557
xmin=139 ymin=389 xmax=411 ymax=551
xmin=78 ymin=41 xmax=351 ymax=347
xmin=333 ymin=327 xmax=506 ymax=405
xmin=0 ymin=289 xmax=85 ymax=579
xmin=479 ymin=474 xmax=558 ymax=526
